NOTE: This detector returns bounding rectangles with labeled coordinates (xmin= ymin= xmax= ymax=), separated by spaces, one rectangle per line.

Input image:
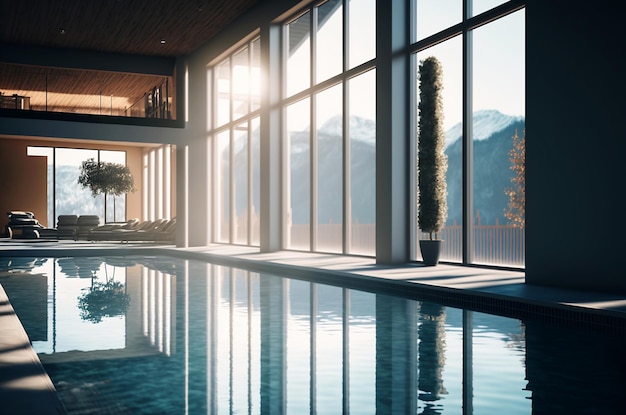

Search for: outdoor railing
xmin=421 ymin=220 xmax=525 ymax=267
xmin=287 ymin=220 xmax=525 ymax=267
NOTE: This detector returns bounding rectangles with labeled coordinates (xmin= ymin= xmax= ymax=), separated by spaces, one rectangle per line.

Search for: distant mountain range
xmin=287 ymin=109 xmax=525 ymax=226
xmin=50 ymin=110 xmax=523 ymax=228
xmin=445 ymin=110 xmax=525 ymax=225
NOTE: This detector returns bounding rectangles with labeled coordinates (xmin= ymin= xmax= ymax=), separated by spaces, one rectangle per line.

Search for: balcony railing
xmin=0 ymin=93 xmax=30 ymax=110
xmin=287 ymin=221 xmax=525 ymax=267
xmin=0 ymin=76 xmax=174 ymax=120
xmin=420 ymin=220 xmax=525 ymax=267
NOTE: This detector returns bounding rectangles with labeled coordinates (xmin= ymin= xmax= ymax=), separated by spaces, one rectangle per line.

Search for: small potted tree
xmin=417 ymin=56 xmax=448 ymax=266
xmin=78 ymin=158 xmax=136 ymax=222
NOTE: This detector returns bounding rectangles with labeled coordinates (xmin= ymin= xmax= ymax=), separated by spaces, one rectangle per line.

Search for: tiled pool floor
xmin=1 ymin=240 xmax=625 ymax=414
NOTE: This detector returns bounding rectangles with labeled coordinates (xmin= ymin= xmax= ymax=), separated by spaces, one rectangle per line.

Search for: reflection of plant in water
xmin=77 ymin=279 xmax=130 ymax=323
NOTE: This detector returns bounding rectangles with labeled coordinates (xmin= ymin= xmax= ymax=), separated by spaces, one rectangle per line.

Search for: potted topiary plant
xmin=78 ymin=158 xmax=136 ymax=222
xmin=417 ymin=56 xmax=448 ymax=266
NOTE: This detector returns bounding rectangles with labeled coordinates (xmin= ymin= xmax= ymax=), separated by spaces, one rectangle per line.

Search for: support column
xmin=375 ymin=0 xmax=411 ymax=264
xmin=259 ymin=23 xmax=283 ymax=252
xmin=376 ymin=295 xmax=417 ymax=413
xmin=175 ymin=144 xmax=188 ymax=247
xmin=260 ymin=275 xmax=287 ymax=414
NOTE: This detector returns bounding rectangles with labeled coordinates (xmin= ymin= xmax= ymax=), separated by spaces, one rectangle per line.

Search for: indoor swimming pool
xmin=1 ymin=255 xmax=625 ymax=414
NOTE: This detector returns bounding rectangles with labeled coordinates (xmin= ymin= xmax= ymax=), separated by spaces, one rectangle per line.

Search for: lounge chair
xmin=87 ymin=218 xmax=149 ymax=241
xmin=5 ymin=211 xmax=57 ymax=239
xmin=57 ymin=215 xmax=79 ymax=240
xmin=124 ymin=218 xmax=176 ymax=242
xmin=87 ymin=218 xmax=139 ymax=241
xmin=75 ymin=215 xmax=101 ymax=240
xmin=57 ymin=214 xmax=100 ymax=240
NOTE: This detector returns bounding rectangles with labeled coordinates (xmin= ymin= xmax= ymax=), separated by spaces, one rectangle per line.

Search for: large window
xmin=28 ymin=146 xmax=130 ymax=225
xmin=142 ymin=145 xmax=174 ymax=222
xmin=413 ymin=1 xmax=525 ymax=267
xmin=284 ymin=0 xmax=376 ymax=255
xmin=210 ymin=37 xmax=261 ymax=246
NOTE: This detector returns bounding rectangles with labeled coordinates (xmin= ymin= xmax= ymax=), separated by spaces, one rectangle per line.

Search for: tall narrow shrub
xmin=417 ymin=56 xmax=448 ymax=240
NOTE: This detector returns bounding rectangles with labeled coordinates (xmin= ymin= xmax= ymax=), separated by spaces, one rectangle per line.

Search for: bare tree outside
xmin=504 ymin=129 xmax=525 ymax=228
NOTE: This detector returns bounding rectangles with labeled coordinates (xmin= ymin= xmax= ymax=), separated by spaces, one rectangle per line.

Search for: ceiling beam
xmin=0 ymin=43 xmax=175 ymax=76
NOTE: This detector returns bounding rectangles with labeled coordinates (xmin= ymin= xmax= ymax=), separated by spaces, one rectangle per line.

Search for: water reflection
xmin=2 ymin=257 xmax=625 ymax=414
xmin=418 ymin=302 xmax=448 ymax=412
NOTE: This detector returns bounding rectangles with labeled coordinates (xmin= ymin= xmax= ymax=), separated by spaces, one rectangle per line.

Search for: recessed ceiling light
xmin=160 ymin=39 xmax=166 ymax=44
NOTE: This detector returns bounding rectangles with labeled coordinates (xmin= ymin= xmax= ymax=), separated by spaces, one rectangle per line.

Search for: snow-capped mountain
xmin=445 ymin=109 xmax=524 ymax=146
xmin=298 ymin=115 xmax=376 ymax=144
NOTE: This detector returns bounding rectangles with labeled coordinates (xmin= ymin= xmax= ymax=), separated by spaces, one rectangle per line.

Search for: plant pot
xmin=419 ymin=239 xmax=443 ymax=266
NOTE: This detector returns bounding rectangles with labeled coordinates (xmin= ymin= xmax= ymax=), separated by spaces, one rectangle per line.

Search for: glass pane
xmin=27 ymin=146 xmax=54 ymax=227
xmin=250 ymin=38 xmax=261 ymax=112
xmin=417 ymin=304 xmax=464 ymax=412
xmin=416 ymin=0 xmax=462 ymax=41
xmin=216 ymin=59 xmax=230 ymax=127
xmin=472 ymin=312 xmax=530 ymax=413
xmin=286 ymin=12 xmax=311 ymax=97
xmin=286 ymin=98 xmax=311 ymax=250
xmin=55 ymin=148 xmax=102 ymax=219
xmin=472 ymin=0 xmax=507 ymax=17
xmin=216 ymin=130 xmax=231 ymax=243
xmin=348 ymin=290 xmax=376 ymax=412
xmin=234 ymin=122 xmax=248 ymax=245
xmin=416 ymin=36 xmax=463 ymax=262
xmin=316 ymin=84 xmax=343 ymax=253
xmin=286 ymin=279 xmax=311 ymax=414
xmin=348 ymin=0 xmax=376 ymax=68
xmin=215 ymin=267 xmax=232 ymax=411
xmin=316 ymin=0 xmax=343 ymax=83
xmin=232 ymin=47 xmax=250 ymax=121
xmin=100 ymin=150 xmax=125 ymax=164
xmin=315 ymin=285 xmax=343 ymax=414
xmin=231 ymin=270 xmax=251 ymax=413
xmin=100 ymin=150 xmax=127 ymax=223
xmin=251 ymin=117 xmax=261 ymax=246
xmin=471 ymin=10 xmax=525 ymax=266
xmin=348 ymin=70 xmax=376 ymax=256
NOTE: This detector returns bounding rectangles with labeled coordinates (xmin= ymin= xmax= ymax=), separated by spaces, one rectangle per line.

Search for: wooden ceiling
xmin=0 ymin=0 xmax=260 ymax=115
xmin=0 ymin=0 xmax=260 ymax=57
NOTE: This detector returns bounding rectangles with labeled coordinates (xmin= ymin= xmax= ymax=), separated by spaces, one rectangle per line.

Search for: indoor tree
xmin=78 ymin=158 xmax=136 ymax=222
xmin=417 ymin=56 xmax=448 ymax=265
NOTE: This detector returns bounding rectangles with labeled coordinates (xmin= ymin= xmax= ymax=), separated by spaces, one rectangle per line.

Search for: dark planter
xmin=419 ymin=239 xmax=443 ymax=266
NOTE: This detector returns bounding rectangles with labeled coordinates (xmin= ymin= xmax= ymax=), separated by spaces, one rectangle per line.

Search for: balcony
xmin=0 ymin=62 xmax=178 ymax=127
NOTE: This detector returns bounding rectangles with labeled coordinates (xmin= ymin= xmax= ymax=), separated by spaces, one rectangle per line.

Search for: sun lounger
xmin=57 ymin=215 xmax=79 ymax=240
xmin=123 ymin=218 xmax=176 ymax=242
xmin=75 ymin=215 xmax=101 ymax=240
xmin=87 ymin=218 xmax=145 ymax=241
xmin=87 ymin=218 xmax=175 ymax=242
xmin=56 ymin=214 xmax=100 ymax=240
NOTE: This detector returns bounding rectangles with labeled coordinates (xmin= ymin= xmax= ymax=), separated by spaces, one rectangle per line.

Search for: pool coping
xmin=0 ymin=284 xmax=66 ymax=414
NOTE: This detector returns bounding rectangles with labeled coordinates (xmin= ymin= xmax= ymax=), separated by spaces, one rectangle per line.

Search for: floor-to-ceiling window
xmin=210 ymin=36 xmax=261 ymax=246
xmin=28 ymin=146 xmax=130 ymax=225
xmin=412 ymin=0 xmax=525 ymax=267
xmin=142 ymin=145 xmax=174 ymax=222
xmin=283 ymin=0 xmax=377 ymax=255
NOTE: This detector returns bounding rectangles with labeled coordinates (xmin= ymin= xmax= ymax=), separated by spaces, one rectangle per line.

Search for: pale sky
xmin=287 ymin=1 xmax=525 ymax=132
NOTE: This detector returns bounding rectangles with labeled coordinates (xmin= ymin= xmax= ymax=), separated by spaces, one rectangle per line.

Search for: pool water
xmin=1 ymin=256 xmax=625 ymax=414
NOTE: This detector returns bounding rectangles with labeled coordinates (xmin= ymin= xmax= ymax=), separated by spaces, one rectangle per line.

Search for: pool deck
xmin=1 ymin=239 xmax=626 ymax=414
